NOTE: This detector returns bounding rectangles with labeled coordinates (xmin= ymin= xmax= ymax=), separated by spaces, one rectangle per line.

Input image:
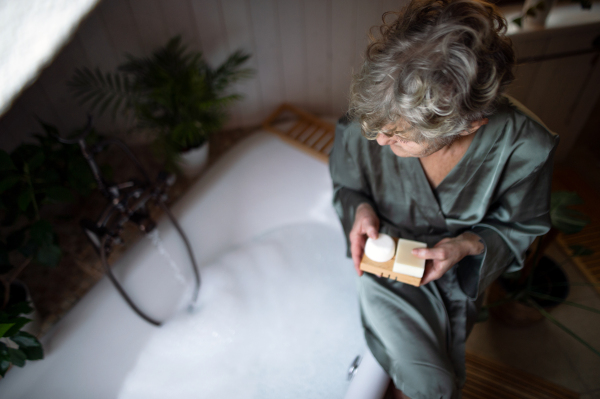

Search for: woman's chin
xmin=390 ymin=145 xmax=419 ymax=158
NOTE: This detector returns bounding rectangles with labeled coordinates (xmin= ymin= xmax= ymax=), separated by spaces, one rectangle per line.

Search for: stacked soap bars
xmin=360 ymin=238 xmax=427 ymax=287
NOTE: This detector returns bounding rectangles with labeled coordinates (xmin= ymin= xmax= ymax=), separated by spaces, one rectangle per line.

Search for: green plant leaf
xmin=0 ymin=323 xmax=15 ymax=338
xmin=19 ymin=240 xmax=37 ymax=257
xmin=0 ymin=150 xmax=16 ymax=171
xmin=17 ymin=189 xmax=32 ymax=212
xmin=44 ymin=186 xmax=74 ymax=203
xmin=0 ymin=175 xmax=21 ymax=193
xmin=29 ymin=220 xmax=54 ymax=246
xmin=552 ymin=208 xmax=589 ymax=235
xmin=36 ymin=243 xmax=61 ymax=267
xmin=27 ymin=151 xmax=45 ymax=172
xmin=37 ymin=120 xmax=60 ymax=139
xmin=476 ymin=306 xmax=489 ymax=322
xmin=3 ymin=317 xmax=31 ymax=337
xmin=528 ymin=292 xmax=600 ymax=315
xmin=11 ymin=331 xmax=43 ymax=360
xmin=0 ymin=359 xmax=10 ymax=377
xmin=7 ymin=348 xmax=26 ymax=367
xmin=526 ymin=6 xmax=538 ymax=16
xmin=551 ymin=191 xmax=584 ymax=208
xmin=550 ymin=191 xmax=590 ymax=234
xmin=513 ymin=16 xmax=523 ymax=27
xmin=4 ymin=301 xmax=33 ymax=318
xmin=569 ymin=245 xmax=594 ymax=257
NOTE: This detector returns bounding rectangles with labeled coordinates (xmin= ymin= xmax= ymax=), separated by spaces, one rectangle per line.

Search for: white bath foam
xmin=118 ymin=223 xmax=366 ymax=399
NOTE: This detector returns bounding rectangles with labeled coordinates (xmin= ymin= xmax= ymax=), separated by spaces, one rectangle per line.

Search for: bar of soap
xmin=364 ymin=234 xmax=396 ymax=262
xmin=393 ymin=239 xmax=427 ymax=277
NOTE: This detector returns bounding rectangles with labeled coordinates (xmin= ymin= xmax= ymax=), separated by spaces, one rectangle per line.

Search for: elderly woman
xmin=329 ymin=0 xmax=558 ymax=398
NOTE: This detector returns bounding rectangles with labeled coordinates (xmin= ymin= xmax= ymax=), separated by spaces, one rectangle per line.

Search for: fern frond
xmin=68 ymin=67 xmax=139 ymax=119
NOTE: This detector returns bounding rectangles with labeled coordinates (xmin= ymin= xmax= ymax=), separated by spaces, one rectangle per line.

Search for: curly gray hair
xmin=350 ymin=0 xmax=515 ymax=142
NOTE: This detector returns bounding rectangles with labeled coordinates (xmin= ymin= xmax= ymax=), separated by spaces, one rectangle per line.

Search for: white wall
xmin=0 ymin=0 xmax=407 ymax=151
xmin=1 ymin=0 xmax=599 ymax=160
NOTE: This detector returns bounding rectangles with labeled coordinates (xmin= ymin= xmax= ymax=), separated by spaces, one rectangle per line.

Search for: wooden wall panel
xmin=221 ymin=0 xmax=263 ymax=127
xmin=249 ymin=0 xmax=285 ymax=122
xmin=331 ymin=0 xmax=357 ymax=117
xmin=507 ymin=38 xmax=548 ymax=104
xmin=159 ymin=0 xmax=203 ymax=51
xmin=37 ymin=38 xmax=93 ymax=132
xmin=2 ymin=0 xmax=597 ymax=160
xmin=128 ymin=0 xmax=170 ymax=54
xmin=0 ymin=0 xmax=390 ymax=150
xmin=99 ymin=0 xmax=144 ymax=59
xmin=278 ymin=0 xmax=309 ymax=110
xmin=191 ymin=0 xmax=229 ymax=67
xmin=74 ymin=9 xmax=119 ymax=71
xmin=304 ymin=0 xmax=332 ymax=116
xmin=0 ymin=101 xmax=40 ymax=151
xmin=17 ymin=82 xmax=62 ymax=129
xmin=354 ymin=0 xmax=384 ymax=71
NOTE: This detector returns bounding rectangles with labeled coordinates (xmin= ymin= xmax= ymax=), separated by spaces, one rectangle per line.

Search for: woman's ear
xmin=460 ymin=118 xmax=489 ymax=136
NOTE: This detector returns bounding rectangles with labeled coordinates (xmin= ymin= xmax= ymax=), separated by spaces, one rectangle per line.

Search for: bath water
xmin=118 ymin=223 xmax=366 ymax=399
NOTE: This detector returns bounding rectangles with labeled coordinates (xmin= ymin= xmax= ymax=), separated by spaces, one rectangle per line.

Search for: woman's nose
xmin=376 ymin=133 xmax=392 ymax=146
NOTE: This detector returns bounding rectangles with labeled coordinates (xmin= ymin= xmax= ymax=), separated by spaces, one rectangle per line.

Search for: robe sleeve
xmin=329 ymin=117 xmax=376 ymax=257
xmin=457 ymin=136 xmax=558 ymax=300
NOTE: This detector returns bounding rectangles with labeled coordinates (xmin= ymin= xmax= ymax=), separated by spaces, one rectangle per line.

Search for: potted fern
xmin=69 ymin=36 xmax=253 ymax=176
xmin=483 ymin=191 xmax=599 ymax=357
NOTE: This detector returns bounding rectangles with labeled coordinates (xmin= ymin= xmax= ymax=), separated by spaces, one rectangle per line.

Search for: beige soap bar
xmin=393 ymin=239 xmax=427 ymax=278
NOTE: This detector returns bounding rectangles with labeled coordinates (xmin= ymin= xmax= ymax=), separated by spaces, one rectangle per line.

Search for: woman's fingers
xmin=349 ymin=203 xmax=380 ymax=276
xmin=350 ymin=234 xmax=366 ymax=275
xmin=411 ymin=247 xmax=449 ymax=260
xmin=366 ymin=225 xmax=378 ymax=239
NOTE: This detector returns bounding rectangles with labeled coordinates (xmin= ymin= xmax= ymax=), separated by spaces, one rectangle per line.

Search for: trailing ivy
xmin=0 ymin=121 xmax=105 ymax=377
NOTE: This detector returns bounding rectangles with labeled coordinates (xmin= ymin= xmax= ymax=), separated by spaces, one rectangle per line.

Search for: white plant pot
xmin=522 ymin=0 xmax=556 ymax=30
xmin=178 ymin=143 xmax=209 ymax=178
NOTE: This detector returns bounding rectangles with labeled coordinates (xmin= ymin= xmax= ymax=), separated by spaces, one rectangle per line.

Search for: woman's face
xmin=376 ymin=133 xmax=447 ymax=158
xmin=376 ymin=120 xmax=449 ymax=158
xmin=376 ymin=118 xmax=487 ymax=158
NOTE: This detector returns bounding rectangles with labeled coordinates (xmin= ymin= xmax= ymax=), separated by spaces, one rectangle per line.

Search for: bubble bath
xmin=0 ymin=131 xmax=368 ymax=399
xmin=119 ymin=224 xmax=364 ymax=399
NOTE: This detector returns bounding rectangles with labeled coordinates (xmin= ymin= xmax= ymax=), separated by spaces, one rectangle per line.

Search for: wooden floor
xmin=463 ymin=352 xmax=580 ymax=399
xmin=552 ymin=167 xmax=600 ymax=296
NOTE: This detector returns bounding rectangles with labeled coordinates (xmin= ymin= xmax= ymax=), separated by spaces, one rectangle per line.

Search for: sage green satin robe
xmin=329 ymin=97 xmax=558 ymax=399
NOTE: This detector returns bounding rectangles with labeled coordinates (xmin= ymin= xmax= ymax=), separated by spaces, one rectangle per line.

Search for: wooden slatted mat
xmin=262 ymin=103 xmax=336 ymax=163
xmin=552 ymin=168 xmax=600 ymax=296
xmin=463 ymin=352 xmax=580 ymax=398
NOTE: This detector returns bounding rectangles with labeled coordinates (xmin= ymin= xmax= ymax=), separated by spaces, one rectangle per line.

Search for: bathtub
xmin=0 ymin=129 xmax=386 ymax=399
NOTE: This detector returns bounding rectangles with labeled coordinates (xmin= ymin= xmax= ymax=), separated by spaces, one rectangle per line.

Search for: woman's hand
xmin=412 ymin=232 xmax=484 ymax=285
xmin=349 ymin=203 xmax=380 ymax=276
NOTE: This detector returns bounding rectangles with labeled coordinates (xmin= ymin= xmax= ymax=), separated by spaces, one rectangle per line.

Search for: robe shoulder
xmin=481 ymin=96 xmax=559 ymax=192
xmin=335 ymin=96 xmax=558 ymax=171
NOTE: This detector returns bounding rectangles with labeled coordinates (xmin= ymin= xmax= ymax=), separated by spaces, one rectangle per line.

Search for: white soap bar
xmin=364 ymin=234 xmax=396 ymax=263
xmin=393 ymin=239 xmax=427 ymax=277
